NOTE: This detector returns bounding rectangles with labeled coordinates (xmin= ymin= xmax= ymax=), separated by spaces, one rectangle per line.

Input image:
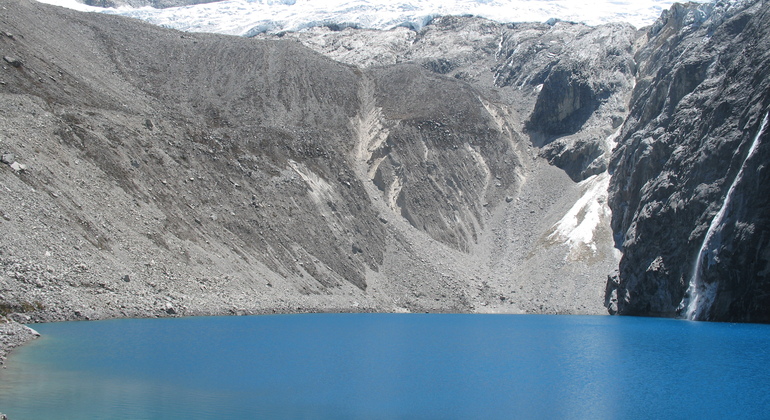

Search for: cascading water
xmin=682 ymin=112 xmax=769 ymax=320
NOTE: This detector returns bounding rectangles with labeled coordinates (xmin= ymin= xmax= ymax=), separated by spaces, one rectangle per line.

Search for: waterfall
xmin=683 ymin=112 xmax=769 ymax=320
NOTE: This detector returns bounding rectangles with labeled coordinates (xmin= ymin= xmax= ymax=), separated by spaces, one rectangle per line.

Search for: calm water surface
xmin=1 ymin=314 xmax=769 ymax=419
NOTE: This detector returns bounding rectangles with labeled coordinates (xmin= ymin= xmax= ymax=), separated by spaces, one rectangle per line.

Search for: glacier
xmin=37 ymin=0 xmax=709 ymax=36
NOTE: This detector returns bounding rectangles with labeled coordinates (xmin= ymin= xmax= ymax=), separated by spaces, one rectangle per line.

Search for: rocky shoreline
xmin=0 ymin=316 xmax=40 ymax=369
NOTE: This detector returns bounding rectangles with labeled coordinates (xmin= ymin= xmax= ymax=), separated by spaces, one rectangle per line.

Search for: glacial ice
xmin=36 ymin=0 xmax=710 ymax=36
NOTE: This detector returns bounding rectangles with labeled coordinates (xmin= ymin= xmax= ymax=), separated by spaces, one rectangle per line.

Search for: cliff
xmin=607 ymin=0 xmax=770 ymax=322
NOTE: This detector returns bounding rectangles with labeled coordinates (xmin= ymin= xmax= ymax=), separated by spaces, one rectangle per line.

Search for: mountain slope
xmin=1 ymin=0 xmax=627 ymax=323
xmin=0 ymin=0 xmax=389 ymax=318
xmin=2 ymin=0 xmax=768 ymax=327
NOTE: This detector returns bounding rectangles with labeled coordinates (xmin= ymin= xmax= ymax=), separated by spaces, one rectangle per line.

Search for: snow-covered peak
xmin=38 ymin=0 xmax=709 ymax=36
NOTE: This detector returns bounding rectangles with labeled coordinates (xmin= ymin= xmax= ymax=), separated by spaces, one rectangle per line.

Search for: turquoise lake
xmin=1 ymin=314 xmax=769 ymax=419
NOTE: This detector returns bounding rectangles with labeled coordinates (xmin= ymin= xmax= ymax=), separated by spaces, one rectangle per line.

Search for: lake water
xmin=1 ymin=314 xmax=769 ymax=419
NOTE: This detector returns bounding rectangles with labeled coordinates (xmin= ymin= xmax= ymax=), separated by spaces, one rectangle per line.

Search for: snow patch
xmin=549 ymin=172 xmax=611 ymax=260
xmin=288 ymin=159 xmax=334 ymax=205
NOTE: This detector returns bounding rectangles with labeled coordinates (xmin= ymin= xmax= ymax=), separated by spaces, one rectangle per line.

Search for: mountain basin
xmin=1 ymin=314 xmax=769 ymax=419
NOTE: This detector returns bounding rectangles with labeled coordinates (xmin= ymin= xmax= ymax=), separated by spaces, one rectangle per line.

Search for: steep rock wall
xmin=607 ymin=0 xmax=770 ymax=322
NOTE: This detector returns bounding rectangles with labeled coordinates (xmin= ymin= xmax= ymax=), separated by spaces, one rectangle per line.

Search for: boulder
xmin=3 ymin=56 xmax=22 ymax=68
xmin=9 ymin=162 xmax=27 ymax=172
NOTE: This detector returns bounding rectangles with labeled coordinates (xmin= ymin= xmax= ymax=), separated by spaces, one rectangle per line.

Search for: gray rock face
xmin=494 ymin=21 xmax=637 ymax=181
xmin=270 ymin=18 xmax=637 ymax=182
xmin=607 ymin=0 xmax=770 ymax=322
xmin=526 ymin=68 xmax=600 ymax=137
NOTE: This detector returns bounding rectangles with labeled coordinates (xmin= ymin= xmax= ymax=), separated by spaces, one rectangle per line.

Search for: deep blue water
xmin=1 ymin=314 xmax=769 ymax=419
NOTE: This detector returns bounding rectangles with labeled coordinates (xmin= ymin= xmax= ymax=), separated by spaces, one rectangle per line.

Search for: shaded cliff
xmin=607 ymin=0 xmax=770 ymax=322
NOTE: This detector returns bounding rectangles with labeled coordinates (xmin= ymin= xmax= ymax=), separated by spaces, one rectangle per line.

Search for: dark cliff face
xmin=607 ymin=0 xmax=770 ymax=322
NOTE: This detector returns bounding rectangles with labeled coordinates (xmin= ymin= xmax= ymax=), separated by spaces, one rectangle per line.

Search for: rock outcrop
xmin=0 ymin=317 xmax=39 ymax=366
xmin=268 ymin=18 xmax=637 ymax=182
xmin=607 ymin=0 xmax=770 ymax=322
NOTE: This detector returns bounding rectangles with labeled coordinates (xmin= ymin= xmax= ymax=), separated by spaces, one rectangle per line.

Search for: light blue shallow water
xmin=1 ymin=314 xmax=769 ymax=419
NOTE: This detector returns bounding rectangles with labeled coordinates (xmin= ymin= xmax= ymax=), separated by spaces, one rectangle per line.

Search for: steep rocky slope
xmin=607 ymin=0 xmax=770 ymax=322
xmin=0 ymin=1 xmax=390 ymax=320
xmin=267 ymin=17 xmax=637 ymax=182
xmin=0 ymin=0 xmax=630 ymax=331
xmin=1 ymin=0 xmax=767 ymax=334
xmin=264 ymin=18 xmax=640 ymax=315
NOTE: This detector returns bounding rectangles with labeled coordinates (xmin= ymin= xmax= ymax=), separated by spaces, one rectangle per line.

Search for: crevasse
xmin=683 ymin=111 xmax=769 ymax=320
